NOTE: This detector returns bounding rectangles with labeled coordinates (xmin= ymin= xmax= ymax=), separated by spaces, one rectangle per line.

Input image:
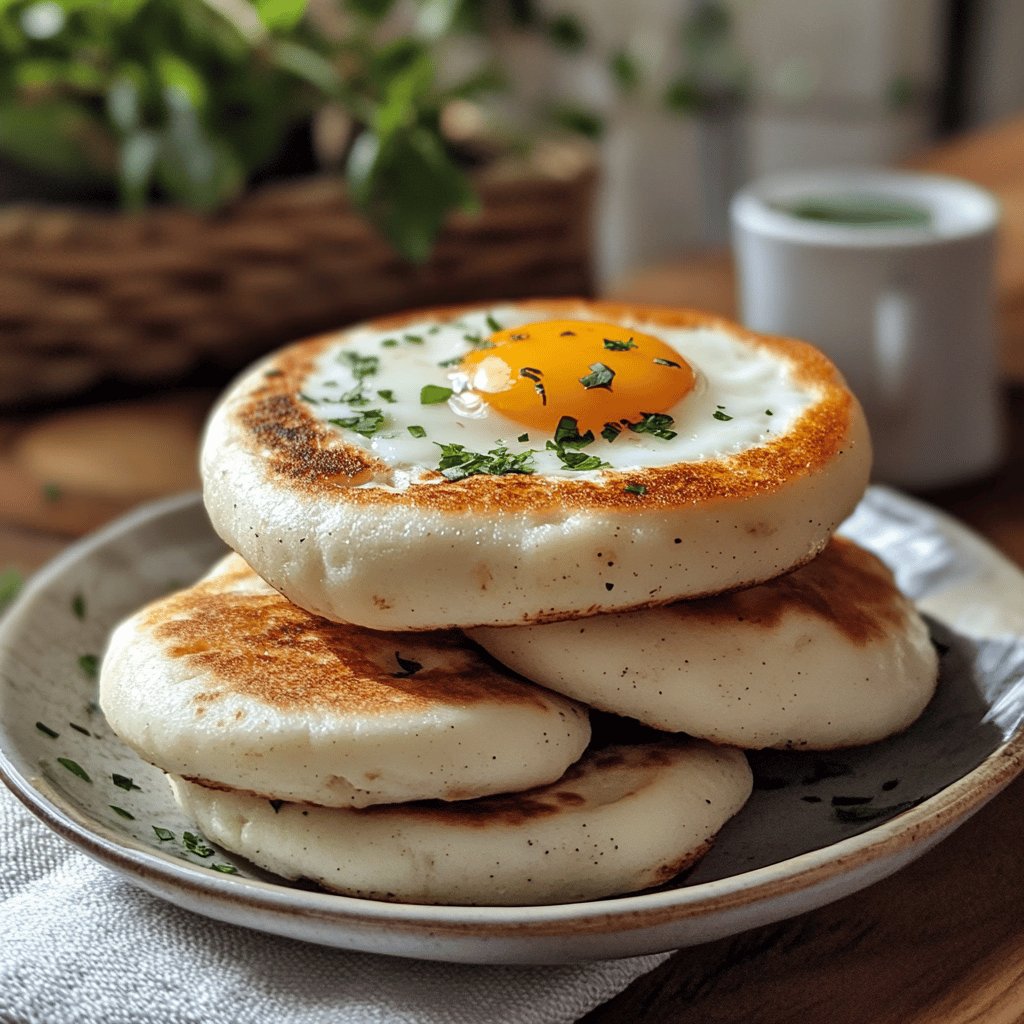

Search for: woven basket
xmin=0 ymin=142 xmax=596 ymax=407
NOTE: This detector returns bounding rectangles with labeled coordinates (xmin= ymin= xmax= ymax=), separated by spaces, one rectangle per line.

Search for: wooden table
xmin=3 ymin=118 xmax=1024 ymax=1022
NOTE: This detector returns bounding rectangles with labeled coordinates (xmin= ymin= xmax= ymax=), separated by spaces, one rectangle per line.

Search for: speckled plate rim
xmin=1 ymin=491 xmax=1023 ymax=958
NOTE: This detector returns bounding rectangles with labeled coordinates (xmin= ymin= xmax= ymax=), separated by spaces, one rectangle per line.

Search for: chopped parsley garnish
xmin=71 ymin=593 xmax=86 ymax=620
xmin=437 ymin=355 xmax=464 ymax=368
xmin=337 ymin=385 xmax=371 ymax=406
xmin=519 ymin=367 xmax=546 ymax=405
xmin=579 ymin=362 xmax=615 ymax=390
xmin=626 ymin=412 xmax=677 ymax=440
xmin=652 ymin=357 xmax=681 ymax=368
xmin=339 ymin=351 xmax=380 ymax=380
xmin=78 ymin=654 xmax=99 ymax=679
xmin=69 ymin=723 xmax=91 ymax=736
xmin=212 ymin=863 xmax=239 ymax=874
xmin=403 ymin=334 xmax=424 ymax=345
xmin=183 ymin=831 xmax=215 ymax=858
xmin=57 ymin=757 xmax=90 ymax=782
xmin=327 ymin=409 xmax=386 ymax=438
xmin=381 ymin=338 xmax=399 ymax=348
xmin=0 ymin=568 xmax=22 ymax=612
xmin=601 ymin=421 xmax=622 ymax=443
xmin=553 ymin=416 xmax=595 ymax=449
xmin=392 ymin=652 xmax=423 ymax=678
xmin=109 ymin=805 xmax=134 ymax=820
xmin=463 ymin=332 xmax=495 ymax=350
xmin=298 ymin=393 xmax=319 ymax=405
xmin=765 ymin=409 xmax=774 ymax=416
xmin=420 ymin=384 xmax=454 ymax=405
xmin=42 ymin=482 xmax=62 ymax=503
xmin=263 ymin=368 xmax=283 ymax=378
xmin=517 ymin=432 xmax=530 ymax=442
xmin=407 ymin=425 xmax=427 ymax=439
xmin=376 ymin=389 xmax=396 ymax=403
xmin=624 ymin=483 xmax=646 ymax=495
xmin=153 ymin=826 xmax=175 ymax=841
xmin=485 ymin=313 xmax=502 ymax=333
xmin=113 ymin=773 xmax=141 ymax=792
xmin=435 ymin=443 xmax=537 ymax=481
xmin=603 ymin=337 xmax=636 ymax=351
xmin=713 ymin=408 xmax=733 ymax=422
xmin=546 ymin=442 xmax=609 ymax=471
xmin=36 ymin=722 xmax=59 ymax=739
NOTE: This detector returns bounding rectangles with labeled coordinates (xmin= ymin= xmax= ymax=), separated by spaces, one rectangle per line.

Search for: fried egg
xmin=99 ymin=554 xmax=590 ymax=808
xmin=470 ymin=538 xmax=939 ymax=750
xmin=201 ymin=300 xmax=871 ymax=629
xmin=169 ymin=739 xmax=753 ymax=906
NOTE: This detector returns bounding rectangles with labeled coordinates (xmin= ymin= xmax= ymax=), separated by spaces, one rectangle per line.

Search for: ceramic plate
xmin=1 ymin=488 xmax=1023 ymax=964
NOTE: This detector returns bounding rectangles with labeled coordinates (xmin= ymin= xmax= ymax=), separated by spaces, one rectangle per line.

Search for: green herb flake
xmin=407 ymin=425 xmax=427 ymax=439
xmin=579 ymin=362 xmax=615 ymax=391
xmin=626 ymin=412 xmax=677 ymax=441
xmin=327 ymin=409 xmax=386 ymax=438
xmin=153 ymin=826 xmax=175 ymax=842
xmin=437 ymin=355 xmax=464 ymax=368
xmin=109 ymin=805 xmax=135 ymax=820
xmin=404 ymin=334 xmax=424 ymax=345
xmin=69 ymin=723 xmax=91 ymax=737
xmin=71 ymin=593 xmax=86 ymax=620
xmin=517 ymin=433 xmax=530 ymax=443
xmin=713 ymin=409 xmax=733 ymax=422
xmin=546 ymin=442 xmax=610 ymax=472
xmin=553 ymin=416 xmax=594 ymax=449
xmin=339 ymin=351 xmax=380 ymax=380
xmin=269 ymin=799 xmax=284 ymax=813
xmin=113 ymin=773 xmax=141 ymax=792
xmin=381 ymin=338 xmax=399 ymax=348
xmin=601 ymin=422 xmax=623 ymax=443
xmin=485 ymin=314 xmax=503 ymax=333
xmin=35 ymin=722 xmax=59 ymax=739
xmin=652 ymin=357 xmax=681 ymax=368
xmin=212 ymin=863 xmax=239 ymax=874
xmin=0 ymin=568 xmax=22 ymax=612
xmin=765 ymin=409 xmax=774 ymax=416
xmin=420 ymin=384 xmax=454 ymax=405
xmin=624 ymin=483 xmax=646 ymax=495
xmin=603 ymin=337 xmax=636 ymax=351
xmin=78 ymin=654 xmax=99 ymax=679
xmin=57 ymin=757 xmax=91 ymax=782
xmin=376 ymin=389 xmax=396 ymax=403
xmin=392 ymin=652 xmax=423 ymax=678
xmin=434 ymin=443 xmax=537 ymax=481
xmin=298 ymin=393 xmax=320 ymax=405
xmin=263 ymin=369 xmax=284 ymax=378
xmin=42 ymin=482 xmax=62 ymax=503
xmin=183 ymin=831 xmax=215 ymax=858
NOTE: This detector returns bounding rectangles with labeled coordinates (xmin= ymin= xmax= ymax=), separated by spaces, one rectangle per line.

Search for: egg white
xmin=299 ymin=305 xmax=815 ymax=481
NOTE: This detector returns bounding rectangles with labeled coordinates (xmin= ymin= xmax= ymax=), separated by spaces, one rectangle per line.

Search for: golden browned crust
xmin=141 ymin=568 xmax=553 ymax=715
xmin=229 ymin=300 xmax=861 ymax=513
xmin=673 ymin=536 xmax=907 ymax=645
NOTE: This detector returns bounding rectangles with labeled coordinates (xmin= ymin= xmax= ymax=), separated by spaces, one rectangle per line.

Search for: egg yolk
xmin=458 ymin=320 xmax=696 ymax=433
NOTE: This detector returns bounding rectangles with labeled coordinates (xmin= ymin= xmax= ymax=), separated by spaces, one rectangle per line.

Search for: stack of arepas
xmin=100 ymin=300 xmax=938 ymax=906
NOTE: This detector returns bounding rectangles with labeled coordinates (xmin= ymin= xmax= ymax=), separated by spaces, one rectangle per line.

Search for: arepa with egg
xmin=169 ymin=738 xmax=753 ymax=905
xmin=470 ymin=537 xmax=939 ymax=750
xmin=99 ymin=554 xmax=590 ymax=808
xmin=200 ymin=300 xmax=871 ymax=630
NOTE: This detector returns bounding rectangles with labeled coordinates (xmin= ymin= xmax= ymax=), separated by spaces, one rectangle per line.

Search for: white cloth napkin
xmin=0 ymin=783 xmax=669 ymax=1024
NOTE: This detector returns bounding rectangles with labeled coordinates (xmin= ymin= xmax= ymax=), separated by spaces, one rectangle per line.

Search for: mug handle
xmin=873 ymin=289 xmax=918 ymax=421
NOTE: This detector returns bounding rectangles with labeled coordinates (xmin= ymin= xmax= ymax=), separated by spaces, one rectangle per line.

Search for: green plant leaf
xmin=254 ymin=0 xmax=309 ymax=31
xmin=549 ymin=103 xmax=603 ymax=139
xmin=157 ymin=53 xmax=208 ymax=112
xmin=609 ymin=50 xmax=639 ymax=94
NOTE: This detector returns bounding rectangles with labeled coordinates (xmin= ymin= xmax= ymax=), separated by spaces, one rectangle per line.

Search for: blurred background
xmin=1 ymin=0 xmax=1022 ymax=594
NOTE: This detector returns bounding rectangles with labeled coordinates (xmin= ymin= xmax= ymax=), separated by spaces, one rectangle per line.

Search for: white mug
xmin=730 ymin=169 xmax=1002 ymax=489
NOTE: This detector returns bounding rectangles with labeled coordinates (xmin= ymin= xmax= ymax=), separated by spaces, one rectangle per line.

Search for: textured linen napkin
xmin=0 ymin=783 xmax=669 ymax=1024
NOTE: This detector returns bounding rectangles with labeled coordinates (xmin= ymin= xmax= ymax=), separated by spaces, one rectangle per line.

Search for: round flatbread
xmin=201 ymin=300 xmax=870 ymax=630
xmin=469 ymin=538 xmax=938 ymax=750
xmin=100 ymin=554 xmax=590 ymax=807
xmin=170 ymin=739 xmax=753 ymax=906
